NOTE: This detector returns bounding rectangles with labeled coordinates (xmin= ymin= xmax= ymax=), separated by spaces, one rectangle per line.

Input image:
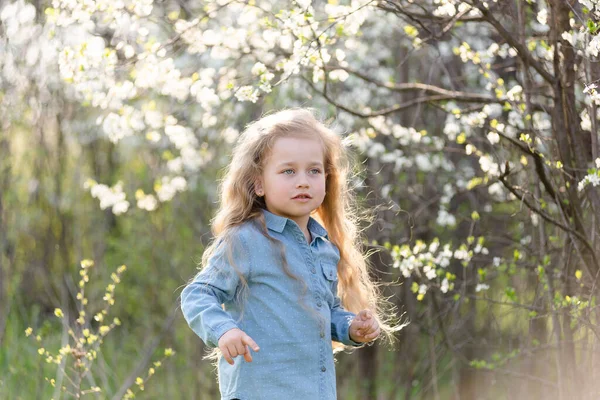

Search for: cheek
xmin=316 ymin=176 xmax=327 ymax=191
xmin=268 ymin=175 xmax=289 ymax=191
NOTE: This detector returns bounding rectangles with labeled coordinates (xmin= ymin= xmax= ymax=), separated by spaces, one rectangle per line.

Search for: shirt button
xmin=320 ymin=331 xmax=325 ymax=338
xmin=317 ymin=300 xmax=322 ymax=307
xmin=321 ymin=366 xmax=326 ymax=372
xmin=311 ymin=268 xmax=316 ymax=274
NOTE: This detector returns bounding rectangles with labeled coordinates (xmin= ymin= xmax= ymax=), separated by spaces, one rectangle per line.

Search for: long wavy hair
xmin=199 ymin=107 xmax=404 ymax=363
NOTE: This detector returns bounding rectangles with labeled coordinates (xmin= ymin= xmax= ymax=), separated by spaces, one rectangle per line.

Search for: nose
xmin=296 ymin=172 xmax=309 ymax=188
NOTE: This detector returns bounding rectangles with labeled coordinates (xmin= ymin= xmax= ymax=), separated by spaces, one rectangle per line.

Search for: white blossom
xmin=87 ymin=180 xmax=130 ymax=214
xmin=440 ymin=278 xmax=450 ymax=293
xmin=437 ymin=208 xmax=457 ymax=226
xmin=475 ymin=283 xmax=490 ymax=292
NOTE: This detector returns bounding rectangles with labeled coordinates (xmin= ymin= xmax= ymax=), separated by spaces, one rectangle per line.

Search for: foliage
xmin=2 ymin=0 xmax=600 ymax=398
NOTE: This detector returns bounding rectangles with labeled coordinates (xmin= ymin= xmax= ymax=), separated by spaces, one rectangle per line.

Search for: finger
xmin=243 ymin=345 xmax=253 ymax=362
xmin=364 ymin=321 xmax=378 ymax=334
xmin=242 ymin=334 xmax=260 ymax=352
xmin=357 ymin=321 xmax=369 ymax=334
xmin=227 ymin=344 xmax=238 ymax=358
xmin=222 ymin=347 xmax=234 ymax=365
xmin=366 ymin=327 xmax=381 ymax=340
xmin=235 ymin=342 xmax=246 ymax=358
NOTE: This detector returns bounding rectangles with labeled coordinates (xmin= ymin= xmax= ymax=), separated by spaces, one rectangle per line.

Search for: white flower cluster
xmin=436 ymin=209 xmax=457 ymax=227
xmin=58 ymin=38 xmax=118 ymax=92
xmin=444 ymin=104 xmax=504 ymax=142
xmin=134 ymin=56 xmax=191 ymax=102
xmin=368 ymin=116 xmax=425 ymax=146
xmin=390 ymin=236 xmax=490 ymax=298
xmin=84 ymin=175 xmax=190 ymax=214
xmin=437 ymin=184 xmax=457 ymax=227
xmin=324 ymin=0 xmax=372 ymax=36
xmin=155 ymin=176 xmax=187 ymax=202
xmin=91 ymin=80 xmax=138 ymax=110
xmin=99 ymin=105 xmax=146 ymax=143
xmin=475 ymin=283 xmax=490 ymax=292
xmin=265 ymin=1 xmax=371 ymax=91
xmin=432 ymin=0 xmax=479 ymax=18
xmin=562 ymin=7 xmax=600 ymax=59
xmin=506 ymin=85 xmax=523 ymax=102
xmin=1 ymin=1 xmax=37 ymax=42
xmin=162 ymin=119 xmax=210 ymax=172
xmin=164 ymin=122 xmax=198 ymax=150
xmin=84 ymin=179 xmax=130 ymax=215
xmin=478 ymin=154 xmax=501 ymax=178
xmin=486 ymin=42 xmax=518 ymax=59
xmin=250 ymin=62 xmax=275 ymax=93
xmin=234 ymin=85 xmax=260 ymax=103
xmin=135 ymin=190 xmax=158 ymax=211
xmin=392 ymin=239 xmax=480 ymax=278
xmin=577 ymin=158 xmax=600 ymax=192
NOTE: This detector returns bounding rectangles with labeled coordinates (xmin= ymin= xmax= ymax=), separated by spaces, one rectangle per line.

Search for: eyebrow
xmin=276 ymin=161 xmax=324 ymax=168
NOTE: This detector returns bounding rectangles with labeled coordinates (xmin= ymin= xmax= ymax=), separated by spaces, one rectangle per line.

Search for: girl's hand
xmin=218 ymin=328 xmax=260 ymax=365
xmin=349 ymin=310 xmax=380 ymax=343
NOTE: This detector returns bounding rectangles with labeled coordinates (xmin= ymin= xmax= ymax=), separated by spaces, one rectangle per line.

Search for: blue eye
xmin=310 ymin=168 xmax=322 ymax=174
xmin=282 ymin=169 xmax=294 ymax=174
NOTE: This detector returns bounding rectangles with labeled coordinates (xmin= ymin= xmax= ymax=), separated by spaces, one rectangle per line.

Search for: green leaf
xmin=505 ymin=287 xmax=517 ymax=302
xmin=411 ymin=282 xmax=419 ymax=293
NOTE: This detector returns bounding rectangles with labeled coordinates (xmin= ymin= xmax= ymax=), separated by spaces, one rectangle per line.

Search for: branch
xmin=493 ymin=130 xmax=564 ymax=211
xmin=300 ymin=74 xmax=501 ymax=118
xmin=498 ymin=162 xmax=599 ymax=271
xmin=323 ymin=64 xmax=502 ymax=103
xmin=377 ymin=1 xmax=485 ymax=23
xmin=471 ymin=1 xmax=555 ymax=84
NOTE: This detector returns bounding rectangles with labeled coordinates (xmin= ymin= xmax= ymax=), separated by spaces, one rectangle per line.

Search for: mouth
xmin=292 ymin=194 xmax=312 ymax=199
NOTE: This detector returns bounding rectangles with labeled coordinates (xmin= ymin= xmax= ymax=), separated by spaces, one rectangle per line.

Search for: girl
xmin=181 ymin=108 xmax=402 ymax=400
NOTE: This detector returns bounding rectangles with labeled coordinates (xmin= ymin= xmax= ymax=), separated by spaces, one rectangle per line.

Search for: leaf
xmin=505 ymin=287 xmax=517 ymax=302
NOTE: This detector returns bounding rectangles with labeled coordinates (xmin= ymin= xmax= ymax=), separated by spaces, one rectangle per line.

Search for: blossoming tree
xmin=2 ymin=0 xmax=600 ymax=399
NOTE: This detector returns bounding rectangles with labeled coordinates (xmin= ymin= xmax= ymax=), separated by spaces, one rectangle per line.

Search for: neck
xmin=290 ymin=215 xmax=309 ymax=232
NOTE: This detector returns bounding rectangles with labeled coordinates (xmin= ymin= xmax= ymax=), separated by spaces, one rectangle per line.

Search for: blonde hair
xmin=200 ymin=107 xmax=404 ymax=362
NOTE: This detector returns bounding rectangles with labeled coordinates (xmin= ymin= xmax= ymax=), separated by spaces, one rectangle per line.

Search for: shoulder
xmin=326 ymin=239 xmax=341 ymax=257
xmin=221 ymin=218 xmax=265 ymax=250
xmin=231 ymin=219 xmax=260 ymax=239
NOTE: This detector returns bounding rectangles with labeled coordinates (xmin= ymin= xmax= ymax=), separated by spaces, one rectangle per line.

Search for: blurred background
xmin=2 ymin=0 xmax=600 ymax=399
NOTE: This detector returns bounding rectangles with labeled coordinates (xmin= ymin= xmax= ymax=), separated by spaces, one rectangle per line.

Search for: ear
xmin=254 ymin=179 xmax=264 ymax=196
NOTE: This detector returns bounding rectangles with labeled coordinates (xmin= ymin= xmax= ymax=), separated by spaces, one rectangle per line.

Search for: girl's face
xmin=255 ymin=136 xmax=327 ymax=229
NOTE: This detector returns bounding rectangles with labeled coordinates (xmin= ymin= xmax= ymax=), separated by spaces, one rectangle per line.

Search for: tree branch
xmin=498 ymin=162 xmax=599 ymax=274
xmin=471 ymin=0 xmax=556 ymax=84
xmin=323 ymin=64 xmax=502 ymax=103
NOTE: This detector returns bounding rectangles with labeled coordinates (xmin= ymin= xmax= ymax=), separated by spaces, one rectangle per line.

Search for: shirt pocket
xmin=320 ymin=261 xmax=337 ymax=306
xmin=320 ymin=261 xmax=338 ymax=282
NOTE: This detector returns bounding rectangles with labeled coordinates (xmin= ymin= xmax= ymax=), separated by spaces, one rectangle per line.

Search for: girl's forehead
xmin=267 ymin=136 xmax=325 ymax=160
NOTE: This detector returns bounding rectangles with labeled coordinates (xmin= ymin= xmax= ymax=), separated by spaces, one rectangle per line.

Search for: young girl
xmin=181 ymin=108 xmax=401 ymax=400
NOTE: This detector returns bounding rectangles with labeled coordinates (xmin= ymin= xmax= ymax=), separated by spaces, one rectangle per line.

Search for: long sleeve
xmin=180 ymin=233 xmax=251 ymax=348
xmin=330 ymin=280 xmax=364 ymax=347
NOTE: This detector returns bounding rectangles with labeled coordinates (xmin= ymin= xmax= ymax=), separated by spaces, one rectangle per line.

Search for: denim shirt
xmin=180 ymin=208 xmax=363 ymax=400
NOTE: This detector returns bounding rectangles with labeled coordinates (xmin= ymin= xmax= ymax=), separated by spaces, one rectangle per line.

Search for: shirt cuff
xmin=211 ymin=321 xmax=239 ymax=346
xmin=342 ymin=316 xmax=365 ymax=347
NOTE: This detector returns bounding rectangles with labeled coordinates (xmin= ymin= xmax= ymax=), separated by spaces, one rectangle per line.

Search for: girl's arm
xmin=180 ymin=233 xmax=251 ymax=348
xmin=330 ymin=280 xmax=365 ymax=347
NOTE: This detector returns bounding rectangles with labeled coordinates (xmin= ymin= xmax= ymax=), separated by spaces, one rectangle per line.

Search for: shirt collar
xmin=260 ymin=208 xmax=329 ymax=240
